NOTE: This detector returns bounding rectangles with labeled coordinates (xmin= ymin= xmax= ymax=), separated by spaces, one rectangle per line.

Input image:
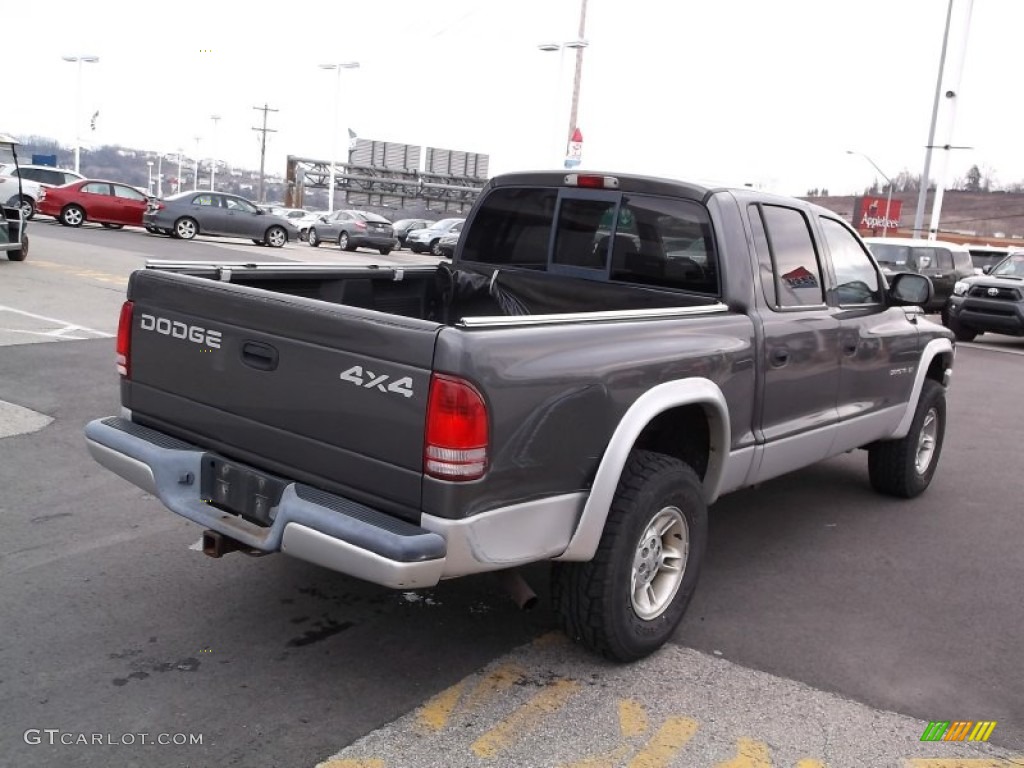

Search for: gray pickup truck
xmin=86 ymin=171 xmax=953 ymax=661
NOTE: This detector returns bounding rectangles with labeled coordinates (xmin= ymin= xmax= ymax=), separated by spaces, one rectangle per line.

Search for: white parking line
xmin=0 ymin=304 xmax=113 ymax=338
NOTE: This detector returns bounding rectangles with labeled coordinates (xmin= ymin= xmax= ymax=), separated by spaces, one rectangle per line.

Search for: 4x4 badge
xmin=339 ymin=365 xmax=414 ymax=398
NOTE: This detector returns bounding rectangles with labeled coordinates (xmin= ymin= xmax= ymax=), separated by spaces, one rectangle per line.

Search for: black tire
xmin=264 ymin=225 xmax=287 ymax=248
xmin=379 ymin=247 xmax=392 ymax=256
xmin=173 ymin=217 xmax=198 ymax=240
xmin=19 ymin=196 xmax=35 ymax=221
xmin=551 ymin=450 xmax=707 ymax=662
xmin=308 ymin=227 xmax=320 ymax=247
xmin=947 ymin=315 xmax=978 ymax=342
xmin=101 ymin=223 xmax=124 ymax=230
xmin=430 ymin=239 xmax=442 ymax=257
xmin=145 ymin=226 xmax=160 ymax=234
xmin=252 ymin=239 xmax=265 ymax=245
xmin=7 ymin=235 xmax=28 ymax=261
xmin=339 ymin=232 xmax=355 ymax=251
xmin=868 ymin=379 xmax=946 ymax=498
xmin=61 ymin=204 xmax=85 ymax=227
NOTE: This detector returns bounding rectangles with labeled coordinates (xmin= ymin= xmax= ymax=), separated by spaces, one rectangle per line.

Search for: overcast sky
xmin=2 ymin=0 xmax=1018 ymax=196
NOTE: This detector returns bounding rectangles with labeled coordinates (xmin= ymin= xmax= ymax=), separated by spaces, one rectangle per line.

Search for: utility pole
xmin=252 ymin=104 xmax=278 ymax=204
xmin=566 ymin=0 xmax=589 ymax=151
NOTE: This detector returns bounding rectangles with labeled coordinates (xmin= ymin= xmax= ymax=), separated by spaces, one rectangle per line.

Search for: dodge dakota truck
xmin=86 ymin=171 xmax=953 ymax=661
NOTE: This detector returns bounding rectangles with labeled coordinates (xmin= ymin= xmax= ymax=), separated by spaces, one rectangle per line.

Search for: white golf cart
xmin=0 ymin=134 xmax=29 ymax=262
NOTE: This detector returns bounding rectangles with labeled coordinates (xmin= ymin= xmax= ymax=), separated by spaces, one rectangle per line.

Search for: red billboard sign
xmin=855 ymin=196 xmax=902 ymax=232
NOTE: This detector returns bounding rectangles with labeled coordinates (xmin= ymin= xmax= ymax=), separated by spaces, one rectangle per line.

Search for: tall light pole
xmin=192 ymin=137 xmax=202 ymax=191
xmin=537 ymin=39 xmax=589 ymax=167
xmin=565 ymin=0 xmax=589 ymax=161
xmin=146 ymin=161 xmax=154 ymax=195
xmin=176 ymin=148 xmax=184 ymax=194
xmin=847 ymin=150 xmax=895 ymax=238
xmin=61 ymin=55 xmax=99 ymax=174
xmin=209 ymin=115 xmax=221 ymax=191
xmin=318 ymin=61 xmax=360 ymax=213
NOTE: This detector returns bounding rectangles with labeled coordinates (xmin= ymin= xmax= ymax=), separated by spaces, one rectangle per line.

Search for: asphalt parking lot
xmin=0 ymin=222 xmax=1021 ymax=768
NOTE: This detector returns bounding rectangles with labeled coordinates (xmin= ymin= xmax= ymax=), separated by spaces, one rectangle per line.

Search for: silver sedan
xmin=143 ymin=191 xmax=298 ymax=247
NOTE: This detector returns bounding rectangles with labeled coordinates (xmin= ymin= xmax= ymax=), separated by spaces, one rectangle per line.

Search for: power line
xmin=252 ymin=104 xmax=279 ymax=204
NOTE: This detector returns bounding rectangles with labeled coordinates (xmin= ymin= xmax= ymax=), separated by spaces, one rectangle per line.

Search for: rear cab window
xmin=460 ymin=186 xmax=720 ymax=296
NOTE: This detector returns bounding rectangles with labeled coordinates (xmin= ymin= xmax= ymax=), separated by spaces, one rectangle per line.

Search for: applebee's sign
xmin=855 ymin=196 xmax=902 ymax=231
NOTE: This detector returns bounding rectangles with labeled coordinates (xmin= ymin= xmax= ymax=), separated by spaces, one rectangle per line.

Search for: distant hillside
xmin=804 ymin=189 xmax=1024 ymax=241
xmin=10 ymin=136 xmax=287 ymax=202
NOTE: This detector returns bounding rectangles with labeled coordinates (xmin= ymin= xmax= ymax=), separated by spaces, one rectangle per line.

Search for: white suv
xmin=0 ymin=164 xmax=84 ymax=220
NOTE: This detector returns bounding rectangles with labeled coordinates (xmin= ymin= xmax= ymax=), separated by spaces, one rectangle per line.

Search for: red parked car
xmin=37 ymin=180 xmax=151 ymax=229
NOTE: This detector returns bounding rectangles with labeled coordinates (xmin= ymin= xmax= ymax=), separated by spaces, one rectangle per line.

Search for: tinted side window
xmin=461 ymin=187 xmax=557 ymax=269
xmin=113 ymin=185 xmax=146 ymax=201
xmin=82 ymin=182 xmax=111 ymax=195
xmin=758 ymin=205 xmax=825 ymax=308
xmin=192 ymin=194 xmax=215 ymax=206
xmin=932 ymin=249 xmax=953 ymax=270
xmin=953 ymin=251 xmax=972 ymax=270
xmin=819 ymin=217 xmax=881 ymax=304
xmin=42 ymin=170 xmax=65 ymax=186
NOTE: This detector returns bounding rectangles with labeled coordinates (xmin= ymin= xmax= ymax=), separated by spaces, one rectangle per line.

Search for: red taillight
xmin=424 ymin=374 xmax=489 ymax=480
xmin=116 ymin=300 xmax=133 ymax=377
xmin=355 ymin=221 xmax=367 ymax=230
xmin=564 ymin=173 xmax=620 ymax=189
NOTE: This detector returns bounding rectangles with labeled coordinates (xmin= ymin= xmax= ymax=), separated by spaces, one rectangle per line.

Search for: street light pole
xmin=61 ymin=55 xmax=99 ymax=174
xmin=209 ymin=115 xmax=221 ymax=192
xmin=565 ymin=0 xmax=589 ymax=156
xmin=147 ymin=161 xmax=154 ymax=195
xmin=847 ymin=150 xmax=895 ymax=237
xmin=318 ymin=62 xmax=360 ymax=213
xmin=193 ymin=136 xmax=201 ymax=191
xmin=176 ymin=148 xmax=184 ymax=195
xmin=538 ymin=40 xmax=588 ymax=168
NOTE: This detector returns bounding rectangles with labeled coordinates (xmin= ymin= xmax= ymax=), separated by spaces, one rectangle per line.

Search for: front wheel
xmin=61 ymin=205 xmax=85 ymax=227
xmin=430 ymin=239 xmax=443 ymax=257
xmin=868 ymin=379 xmax=946 ymax=498
xmin=174 ymin=217 xmax=198 ymax=240
xmin=308 ymin=228 xmax=320 ymax=247
xmin=552 ymin=450 xmax=707 ymax=662
xmin=264 ymin=225 xmax=287 ymax=248
xmin=947 ymin=315 xmax=978 ymax=342
xmin=7 ymin=235 xmax=28 ymax=261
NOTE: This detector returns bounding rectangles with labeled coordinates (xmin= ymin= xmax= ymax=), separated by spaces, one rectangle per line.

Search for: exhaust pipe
xmin=202 ymin=529 xmax=245 ymax=558
xmin=499 ymin=569 xmax=538 ymax=611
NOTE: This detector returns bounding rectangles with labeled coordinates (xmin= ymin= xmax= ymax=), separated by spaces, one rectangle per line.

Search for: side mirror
xmin=888 ymin=272 xmax=932 ymax=306
xmin=256 ymin=208 xmax=264 ymax=215
xmin=983 ymin=264 xmax=993 ymax=274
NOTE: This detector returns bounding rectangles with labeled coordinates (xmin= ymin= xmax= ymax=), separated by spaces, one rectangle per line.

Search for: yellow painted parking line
xmin=317 ymin=759 xmax=385 ymax=768
xmin=470 ymin=678 xmax=581 ymax=758
xmin=795 ymin=760 xmax=827 ymax=768
xmin=416 ymin=662 xmax=526 ymax=733
xmin=30 ymin=260 xmax=129 ymax=286
xmin=619 ymin=698 xmax=649 ymax=737
xmin=627 ymin=716 xmax=699 ymax=768
xmin=416 ymin=680 xmax=467 ymax=732
xmin=715 ymin=737 xmax=773 ymax=768
xmin=910 ymin=761 xmax=1024 ymax=768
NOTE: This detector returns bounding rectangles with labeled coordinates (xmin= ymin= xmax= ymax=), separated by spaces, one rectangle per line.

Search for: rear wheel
xmin=868 ymin=379 xmax=946 ymax=498
xmin=61 ymin=205 xmax=85 ymax=227
xmin=19 ymin=196 xmax=35 ymax=221
xmin=339 ymin=232 xmax=354 ymax=251
xmin=174 ymin=217 xmax=198 ymax=240
xmin=308 ymin=228 xmax=320 ymax=247
xmin=379 ymin=247 xmax=392 ymax=256
xmin=552 ymin=450 xmax=707 ymax=662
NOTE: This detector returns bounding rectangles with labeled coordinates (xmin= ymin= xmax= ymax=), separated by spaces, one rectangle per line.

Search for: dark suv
xmin=945 ymin=252 xmax=1024 ymax=341
xmin=864 ymin=237 xmax=975 ymax=313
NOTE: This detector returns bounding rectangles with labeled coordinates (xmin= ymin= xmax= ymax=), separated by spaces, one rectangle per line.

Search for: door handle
xmin=241 ymin=341 xmax=279 ymax=371
xmin=769 ymin=347 xmax=789 ymax=366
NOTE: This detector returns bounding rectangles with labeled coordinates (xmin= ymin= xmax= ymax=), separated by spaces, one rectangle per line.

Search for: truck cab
xmin=0 ymin=134 xmax=29 ymax=262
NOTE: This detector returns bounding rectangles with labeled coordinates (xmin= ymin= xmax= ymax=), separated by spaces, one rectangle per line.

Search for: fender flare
xmin=890 ymin=337 xmax=954 ymax=439
xmin=554 ymin=377 xmax=730 ymax=562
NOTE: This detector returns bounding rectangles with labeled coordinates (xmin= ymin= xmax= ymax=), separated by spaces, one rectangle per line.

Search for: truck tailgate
xmin=124 ymin=269 xmax=442 ymax=520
